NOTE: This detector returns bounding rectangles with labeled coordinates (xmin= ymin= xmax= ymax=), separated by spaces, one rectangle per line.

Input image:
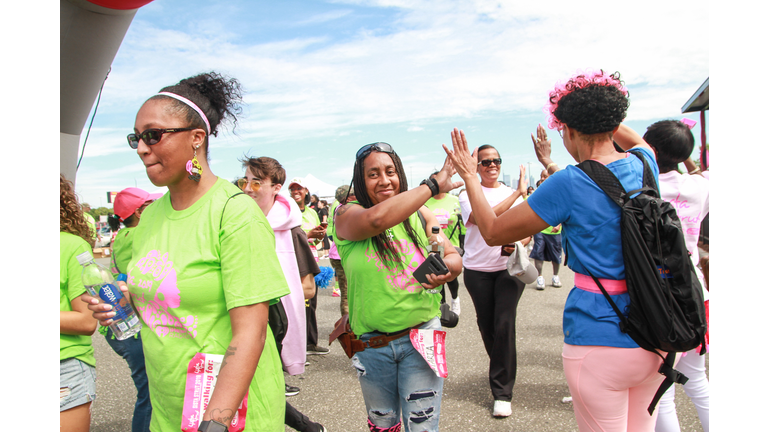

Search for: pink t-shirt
xmin=659 ymin=170 xmax=709 ymax=299
xmin=459 ymin=184 xmax=524 ymax=272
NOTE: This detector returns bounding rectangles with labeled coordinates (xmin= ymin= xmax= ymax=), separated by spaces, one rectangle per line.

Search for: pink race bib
xmin=181 ymin=352 xmax=248 ymax=432
xmin=410 ymin=329 xmax=448 ymax=378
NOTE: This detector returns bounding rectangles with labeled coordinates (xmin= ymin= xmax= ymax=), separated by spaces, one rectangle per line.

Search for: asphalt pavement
xmin=90 ymin=257 xmax=706 ymax=431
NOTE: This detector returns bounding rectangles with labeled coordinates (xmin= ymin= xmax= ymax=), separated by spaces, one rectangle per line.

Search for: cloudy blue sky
xmin=71 ymin=0 xmax=710 ymax=207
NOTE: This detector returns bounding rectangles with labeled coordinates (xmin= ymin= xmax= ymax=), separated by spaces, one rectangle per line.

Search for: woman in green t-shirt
xmin=83 ymin=73 xmax=290 ymax=432
xmin=60 ymin=174 xmax=99 ymax=431
xmin=334 ymin=142 xmax=463 ymax=432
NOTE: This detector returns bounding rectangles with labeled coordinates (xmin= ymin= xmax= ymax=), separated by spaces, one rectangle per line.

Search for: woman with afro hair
xmin=445 ymin=70 xmax=665 ymax=431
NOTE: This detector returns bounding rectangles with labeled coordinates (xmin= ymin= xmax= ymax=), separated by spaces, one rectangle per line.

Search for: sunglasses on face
xmin=127 ymin=128 xmax=196 ymax=149
xmin=355 ymin=142 xmax=395 ymax=160
xmin=478 ymin=158 xmax=502 ymax=167
xmin=237 ymin=178 xmax=262 ymax=192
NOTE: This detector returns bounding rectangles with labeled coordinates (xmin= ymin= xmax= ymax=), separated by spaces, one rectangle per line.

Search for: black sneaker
xmin=307 ymin=344 xmax=330 ymax=355
xmin=285 ymin=384 xmax=300 ymax=397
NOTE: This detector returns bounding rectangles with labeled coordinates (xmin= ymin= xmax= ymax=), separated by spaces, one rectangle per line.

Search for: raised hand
xmin=516 ymin=164 xmax=527 ymax=195
xmin=443 ymin=128 xmax=478 ymax=182
xmin=531 ymin=123 xmax=554 ymax=166
xmin=433 ymin=154 xmax=465 ymax=194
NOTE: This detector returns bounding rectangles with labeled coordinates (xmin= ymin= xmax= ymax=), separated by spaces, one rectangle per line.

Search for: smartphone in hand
xmin=413 ymin=253 xmax=449 ymax=286
xmin=500 ymin=244 xmax=515 ymax=257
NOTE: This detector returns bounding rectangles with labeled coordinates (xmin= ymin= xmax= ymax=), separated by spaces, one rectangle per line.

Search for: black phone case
xmin=413 ymin=253 xmax=449 ymax=285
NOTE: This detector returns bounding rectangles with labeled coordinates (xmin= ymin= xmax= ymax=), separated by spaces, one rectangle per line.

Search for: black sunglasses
xmin=127 ymin=128 xmax=196 ymax=149
xmin=478 ymin=158 xmax=502 ymax=167
xmin=355 ymin=142 xmax=394 ymax=160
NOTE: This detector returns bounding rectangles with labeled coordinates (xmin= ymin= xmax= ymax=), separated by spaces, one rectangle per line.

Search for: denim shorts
xmin=60 ymin=358 xmax=96 ymax=412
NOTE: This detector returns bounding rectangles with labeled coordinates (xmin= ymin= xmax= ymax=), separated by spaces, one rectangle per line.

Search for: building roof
xmin=681 ymin=77 xmax=709 ymax=113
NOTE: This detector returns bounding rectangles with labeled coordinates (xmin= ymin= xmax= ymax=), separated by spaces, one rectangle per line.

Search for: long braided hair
xmin=352 ymin=149 xmax=427 ymax=271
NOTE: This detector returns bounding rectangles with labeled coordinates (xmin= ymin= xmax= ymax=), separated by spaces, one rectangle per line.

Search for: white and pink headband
xmin=156 ymin=91 xmax=211 ymax=134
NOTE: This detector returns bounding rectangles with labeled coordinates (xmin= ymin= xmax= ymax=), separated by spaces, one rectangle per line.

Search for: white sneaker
xmin=552 ymin=275 xmax=562 ymax=287
xmin=493 ymin=400 xmax=512 ymax=417
xmin=451 ymin=297 xmax=461 ymax=316
xmin=536 ymin=276 xmax=545 ymax=290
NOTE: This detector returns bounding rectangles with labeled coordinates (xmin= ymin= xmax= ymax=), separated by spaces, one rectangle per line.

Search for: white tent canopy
xmin=279 ymin=173 xmax=340 ymax=201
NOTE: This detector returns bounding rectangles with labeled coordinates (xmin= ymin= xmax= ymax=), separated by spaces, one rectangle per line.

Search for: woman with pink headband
xmin=446 ymin=70 xmax=665 ymax=431
xmin=83 ymin=72 xmax=290 ymax=432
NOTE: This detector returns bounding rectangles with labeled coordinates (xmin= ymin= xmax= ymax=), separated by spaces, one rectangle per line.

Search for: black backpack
xmin=576 ymin=149 xmax=708 ymax=415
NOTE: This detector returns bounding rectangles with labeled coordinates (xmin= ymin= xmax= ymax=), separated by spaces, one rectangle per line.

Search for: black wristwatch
xmin=420 ymin=178 xmax=439 ymax=197
xmin=198 ymin=420 xmax=228 ymax=432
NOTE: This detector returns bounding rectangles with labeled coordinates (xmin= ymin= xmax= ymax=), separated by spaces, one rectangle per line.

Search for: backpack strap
xmin=417 ymin=208 xmax=427 ymax=232
xmin=576 ymin=159 xmax=626 ymax=208
xmin=647 ymin=352 xmax=689 ymax=415
xmin=220 ymin=192 xmax=246 ymax=230
xmin=448 ymin=213 xmax=463 ymax=239
xmin=627 ymin=149 xmax=660 ymax=192
xmin=585 ymin=268 xmax=630 ymax=333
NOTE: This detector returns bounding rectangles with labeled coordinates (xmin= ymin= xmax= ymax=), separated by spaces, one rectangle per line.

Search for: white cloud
xmin=293 ymin=9 xmax=354 ymax=26
xmin=74 ymin=0 xmax=708 ymax=205
xmin=98 ymin=1 xmax=707 ymax=146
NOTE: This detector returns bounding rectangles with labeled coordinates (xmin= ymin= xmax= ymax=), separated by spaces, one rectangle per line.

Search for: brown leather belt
xmin=352 ymin=323 xmax=424 ymax=352
xmin=330 ymin=315 xmax=425 ymax=358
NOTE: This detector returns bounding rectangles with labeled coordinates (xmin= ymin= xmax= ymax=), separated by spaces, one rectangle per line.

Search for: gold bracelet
xmin=546 ymin=162 xmax=558 ymax=172
xmin=688 ymin=168 xmax=701 ymax=174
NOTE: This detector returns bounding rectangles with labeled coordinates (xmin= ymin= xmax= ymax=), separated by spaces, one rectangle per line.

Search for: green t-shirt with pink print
xmin=126 ymin=178 xmax=290 ymax=432
xmin=335 ymin=207 xmax=442 ymax=336
xmin=424 ymin=194 xmax=461 ymax=247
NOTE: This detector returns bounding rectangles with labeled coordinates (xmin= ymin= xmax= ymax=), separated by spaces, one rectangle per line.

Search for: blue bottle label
xmin=99 ymin=283 xmax=135 ymax=322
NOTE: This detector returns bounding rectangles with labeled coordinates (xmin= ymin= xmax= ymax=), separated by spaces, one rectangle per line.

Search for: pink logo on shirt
xmin=432 ymin=209 xmax=451 ymax=230
xmin=131 ymin=250 xmax=198 ymax=339
xmin=364 ymin=238 xmax=426 ymax=292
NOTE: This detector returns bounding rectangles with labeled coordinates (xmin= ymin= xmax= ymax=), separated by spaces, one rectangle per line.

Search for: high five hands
xmin=442 ymin=128 xmax=477 ymax=183
xmin=432 ymin=151 xmax=465 ymax=194
xmin=443 ymin=128 xmax=528 ymax=190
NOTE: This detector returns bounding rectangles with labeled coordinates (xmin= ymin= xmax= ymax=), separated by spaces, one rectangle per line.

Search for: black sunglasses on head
xmin=355 ymin=142 xmax=394 ymax=160
xmin=478 ymin=158 xmax=502 ymax=167
xmin=127 ymin=128 xmax=196 ymax=149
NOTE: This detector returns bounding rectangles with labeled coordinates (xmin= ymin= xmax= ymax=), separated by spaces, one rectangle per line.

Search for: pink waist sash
xmin=574 ymin=273 xmax=627 ymax=295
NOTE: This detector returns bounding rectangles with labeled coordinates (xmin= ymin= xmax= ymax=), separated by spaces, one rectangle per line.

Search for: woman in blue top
xmin=445 ymin=70 xmax=664 ymax=432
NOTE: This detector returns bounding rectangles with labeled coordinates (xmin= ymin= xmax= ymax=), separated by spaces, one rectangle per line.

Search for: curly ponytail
xmin=150 ymin=72 xmax=244 ymax=159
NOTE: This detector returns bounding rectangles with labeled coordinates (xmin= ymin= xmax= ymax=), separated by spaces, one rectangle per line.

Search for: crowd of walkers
xmin=60 ymin=69 xmax=708 ymax=432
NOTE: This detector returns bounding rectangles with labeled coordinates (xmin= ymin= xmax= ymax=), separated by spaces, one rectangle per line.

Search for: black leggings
xmin=463 ymin=267 xmax=525 ymax=401
xmin=439 ymin=277 xmax=460 ymax=303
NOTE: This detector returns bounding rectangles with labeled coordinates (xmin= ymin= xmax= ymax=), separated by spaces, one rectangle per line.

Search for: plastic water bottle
xmin=428 ymin=226 xmax=444 ymax=258
xmin=77 ymin=252 xmax=141 ymax=340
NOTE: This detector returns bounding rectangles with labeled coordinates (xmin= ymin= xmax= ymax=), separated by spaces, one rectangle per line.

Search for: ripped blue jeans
xmin=352 ymin=316 xmax=443 ymax=432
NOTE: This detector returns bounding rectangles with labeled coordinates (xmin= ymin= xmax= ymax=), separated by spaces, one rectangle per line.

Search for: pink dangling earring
xmin=186 ymin=145 xmax=203 ymax=182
